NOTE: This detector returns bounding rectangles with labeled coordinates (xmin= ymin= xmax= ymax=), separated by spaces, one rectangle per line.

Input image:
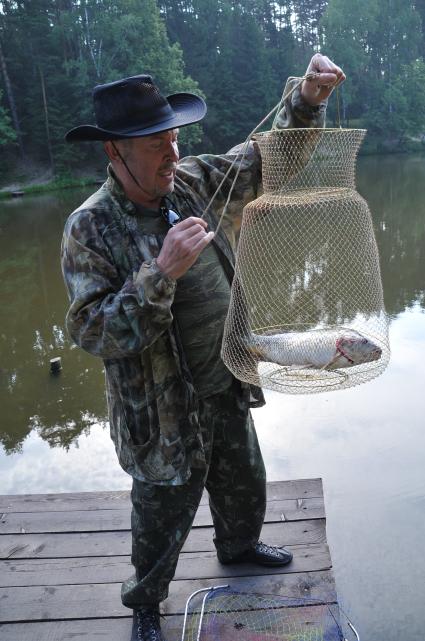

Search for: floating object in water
xmin=248 ymin=328 xmax=382 ymax=371
xmin=50 ymin=356 xmax=62 ymax=374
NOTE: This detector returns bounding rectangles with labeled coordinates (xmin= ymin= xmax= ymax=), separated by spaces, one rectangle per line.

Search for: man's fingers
xmin=191 ymin=230 xmax=215 ymax=254
xmin=174 ymin=216 xmax=208 ymax=231
xmin=314 ymin=72 xmax=339 ymax=87
xmin=335 ymin=70 xmax=346 ymax=86
xmin=307 ymin=54 xmax=346 ymax=88
xmin=177 ymin=228 xmax=214 ymax=256
xmin=175 ymin=222 xmax=209 ymax=240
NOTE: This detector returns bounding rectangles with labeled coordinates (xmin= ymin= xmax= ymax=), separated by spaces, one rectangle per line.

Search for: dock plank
xmin=0 ymin=497 xmax=324 ymax=534
xmin=0 ymin=479 xmax=323 ymax=514
xmin=0 ymin=617 xmax=136 ymax=641
xmin=0 ymin=543 xmax=330 ymax=587
xmin=0 ymin=519 xmax=327 ymax=560
xmin=0 ymin=602 xmax=342 ymax=641
xmin=0 ymin=570 xmax=336 ymax=624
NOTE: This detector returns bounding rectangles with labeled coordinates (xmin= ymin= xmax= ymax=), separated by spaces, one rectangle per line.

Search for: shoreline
xmin=1 ymin=146 xmax=424 ymax=200
xmin=0 ymin=176 xmax=103 ymax=200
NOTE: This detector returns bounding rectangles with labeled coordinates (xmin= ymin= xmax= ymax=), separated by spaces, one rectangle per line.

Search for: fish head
xmin=336 ymin=331 xmax=382 ymax=365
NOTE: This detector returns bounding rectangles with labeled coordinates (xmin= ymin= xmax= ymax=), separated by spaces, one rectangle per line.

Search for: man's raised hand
xmin=156 ymin=216 xmax=214 ymax=280
xmin=301 ymin=53 xmax=346 ymax=106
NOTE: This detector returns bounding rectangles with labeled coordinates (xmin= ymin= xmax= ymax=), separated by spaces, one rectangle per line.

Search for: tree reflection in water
xmin=0 ymin=189 xmax=106 ymax=453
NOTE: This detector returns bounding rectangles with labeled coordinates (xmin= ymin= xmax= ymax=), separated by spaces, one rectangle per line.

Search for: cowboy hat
xmin=65 ymin=74 xmax=206 ymax=142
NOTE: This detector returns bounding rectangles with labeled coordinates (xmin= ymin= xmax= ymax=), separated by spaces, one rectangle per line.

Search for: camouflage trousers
xmin=121 ymin=381 xmax=266 ymax=608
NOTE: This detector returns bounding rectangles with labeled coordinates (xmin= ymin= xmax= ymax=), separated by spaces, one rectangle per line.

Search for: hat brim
xmin=65 ymin=92 xmax=206 ymax=142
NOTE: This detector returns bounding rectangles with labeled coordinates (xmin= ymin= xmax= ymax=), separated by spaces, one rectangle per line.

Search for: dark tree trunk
xmin=38 ymin=65 xmax=55 ymax=173
xmin=0 ymin=37 xmax=25 ymax=160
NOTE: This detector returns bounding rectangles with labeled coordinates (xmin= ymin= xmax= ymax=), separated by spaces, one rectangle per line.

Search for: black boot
xmin=131 ymin=607 xmax=165 ymax=641
xmin=218 ymin=541 xmax=293 ymax=567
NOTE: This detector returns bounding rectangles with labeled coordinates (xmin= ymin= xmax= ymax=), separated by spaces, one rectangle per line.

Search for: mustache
xmin=159 ymin=162 xmax=177 ymax=172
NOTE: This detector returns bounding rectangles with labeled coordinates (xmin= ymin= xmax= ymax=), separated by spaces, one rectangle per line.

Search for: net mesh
xmin=221 ymin=128 xmax=390 ymax=394
xmin=182 ymin=587 xmax=359 ymax=641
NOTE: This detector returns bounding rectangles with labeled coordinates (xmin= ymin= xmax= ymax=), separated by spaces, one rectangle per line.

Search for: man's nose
xmin=166 ymin=140 xmax=179 ymax=162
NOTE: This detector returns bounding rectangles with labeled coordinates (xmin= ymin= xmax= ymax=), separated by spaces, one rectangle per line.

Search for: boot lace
xmin=136 ymin=608 xmax=162 ymax=641
xmin=256 ymin=541 xmax=283 ymax=558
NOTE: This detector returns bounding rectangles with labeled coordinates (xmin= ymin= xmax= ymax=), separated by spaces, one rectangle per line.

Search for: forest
xmin=1 ymin=0 xmax=425 ymax=184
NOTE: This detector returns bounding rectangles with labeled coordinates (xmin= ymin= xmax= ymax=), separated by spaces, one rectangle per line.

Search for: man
xmin=62 ymin=53 xmax=344 ymax=641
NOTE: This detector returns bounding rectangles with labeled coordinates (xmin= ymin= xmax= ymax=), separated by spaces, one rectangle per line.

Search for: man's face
xmin=117 ymin=128 xmax=179 ymax=201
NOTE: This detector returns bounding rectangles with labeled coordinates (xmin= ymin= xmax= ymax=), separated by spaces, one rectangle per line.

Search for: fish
xmin=247 ymin=328 xmax=382 ymax=370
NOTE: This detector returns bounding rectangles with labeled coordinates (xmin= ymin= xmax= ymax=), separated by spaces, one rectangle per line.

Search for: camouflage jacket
xmin=61 ymin=79 xmax=326 ymax=485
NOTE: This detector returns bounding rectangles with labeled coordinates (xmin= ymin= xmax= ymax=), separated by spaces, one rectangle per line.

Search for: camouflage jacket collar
xmin=105 ymin=164 xmax=138 ymax=217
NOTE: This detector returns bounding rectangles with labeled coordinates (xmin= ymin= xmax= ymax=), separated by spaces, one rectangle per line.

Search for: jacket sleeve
xmin=274 ymin=76 xmax=327 ymax=129
xmin=61 ymin=211 xmax=176 ymax=359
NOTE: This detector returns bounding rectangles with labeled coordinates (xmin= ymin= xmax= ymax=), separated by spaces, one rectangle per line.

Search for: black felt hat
xmin=65 ymin=74 xmax=206 ymax=142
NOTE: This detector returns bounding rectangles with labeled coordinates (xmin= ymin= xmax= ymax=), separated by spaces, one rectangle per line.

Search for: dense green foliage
xmin=0 ymin=89 xmax=15 ymax=145
xmin=0 ymin=0 xmax=424 ymax=181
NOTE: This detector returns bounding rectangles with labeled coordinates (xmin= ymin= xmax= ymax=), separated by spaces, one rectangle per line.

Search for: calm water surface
xmin=0 ymin=155 xmax=424 ymax=640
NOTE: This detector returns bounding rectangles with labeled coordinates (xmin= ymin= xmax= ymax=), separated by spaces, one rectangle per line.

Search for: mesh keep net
xmin=181 ymin=586 xmax=360 ymax=641
xmin=221 ymin=128 xmax=390 ymax=394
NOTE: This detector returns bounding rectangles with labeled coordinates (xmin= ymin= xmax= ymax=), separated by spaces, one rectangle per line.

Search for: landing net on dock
xmin=181 ymin=586 xmax=360 ymax=641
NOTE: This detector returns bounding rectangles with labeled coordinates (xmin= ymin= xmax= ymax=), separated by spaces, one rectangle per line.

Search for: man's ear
xmin=104 ymin=140 xmax=117 ymax=162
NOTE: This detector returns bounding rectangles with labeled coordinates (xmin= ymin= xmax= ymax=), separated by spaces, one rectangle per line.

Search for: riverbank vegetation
xmin=1 ymin=0 xmax=424 ymax=188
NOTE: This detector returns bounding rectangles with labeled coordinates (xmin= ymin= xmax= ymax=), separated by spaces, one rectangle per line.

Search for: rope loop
xmin=204 ymin=74 xmax=317 ymax=234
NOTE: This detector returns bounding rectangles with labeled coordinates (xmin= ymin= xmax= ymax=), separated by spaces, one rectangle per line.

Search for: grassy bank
xmin=360 ymin=137 xmax=425 ymax=156
xmin=0 ymin=176 xmax=102 ymax=200
xmin=1 ymin=140 xmax=424 ymax=201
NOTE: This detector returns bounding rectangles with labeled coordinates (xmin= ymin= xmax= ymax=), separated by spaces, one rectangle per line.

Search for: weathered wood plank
xmin=266 ymin=479 xmax=323 ymax=501
xmin=0 ymin=617 xmax=134 ymax=641
xmin=0 ymin=543 xmax=330 ymax=587
xmin=0 ymin=600 xmax=340 ymax=641
xmin=0 ymin=519 xmax=326 ymax=560
xmin=0 ymin=497 xmax=324 ymax=534
xmin=177 ymin=604 xmax=343 ymax=641
xmin=0 ymin=569 xmax=337 ymax=623
xmin=0 ymin=617 xmax=188 ymax=641
xmin=0 ymin=596 xmax=339 ymax=641
xmin=0 ymin=479 xmax=323 ymax=514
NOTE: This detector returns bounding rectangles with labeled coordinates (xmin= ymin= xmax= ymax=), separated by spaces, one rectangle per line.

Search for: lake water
xmin=0 ymin=154 xmax=424 ymax=640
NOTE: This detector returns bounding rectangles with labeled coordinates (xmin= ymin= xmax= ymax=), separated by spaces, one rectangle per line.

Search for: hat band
xmin=98 ymin=102 xmax=175 ymax=133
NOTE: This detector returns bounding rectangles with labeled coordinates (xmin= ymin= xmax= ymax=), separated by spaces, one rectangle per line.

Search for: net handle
xmin=346 ymin=620 xmax=361 ymax=641
xmin=180 ymin=584 xmax=229 ymax=641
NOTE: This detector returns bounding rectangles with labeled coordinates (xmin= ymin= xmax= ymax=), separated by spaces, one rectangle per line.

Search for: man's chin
xmin=161 ymin=179 xmax=175 ymax=196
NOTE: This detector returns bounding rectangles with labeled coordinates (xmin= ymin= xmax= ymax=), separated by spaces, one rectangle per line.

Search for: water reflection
xmin=0 ymin=155 xmax=424 ymax=641
xmin=0 ymin=189 xmax=106 ymax=454
xmin=0 ymin=154 xmax=424 ymax=455
xmin=358 ymin=155 xmax=425 ymax=315
xmin=0 ymin=422 xmax=130 ymax=494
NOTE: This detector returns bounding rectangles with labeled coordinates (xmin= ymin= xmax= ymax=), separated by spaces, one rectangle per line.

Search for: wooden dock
xmin=0 ymin=478 xmax=335 ymax=640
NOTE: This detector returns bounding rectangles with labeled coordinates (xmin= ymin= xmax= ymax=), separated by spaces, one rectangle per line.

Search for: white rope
xmin=204 ymin=74 xmax=317 ymax=234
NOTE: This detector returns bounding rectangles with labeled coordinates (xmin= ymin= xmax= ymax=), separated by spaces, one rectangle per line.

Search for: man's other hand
xmin=156 ymin=216 xmax=214 ymax=280
xmin=301 ymin=53 xmax=346 ymax=106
